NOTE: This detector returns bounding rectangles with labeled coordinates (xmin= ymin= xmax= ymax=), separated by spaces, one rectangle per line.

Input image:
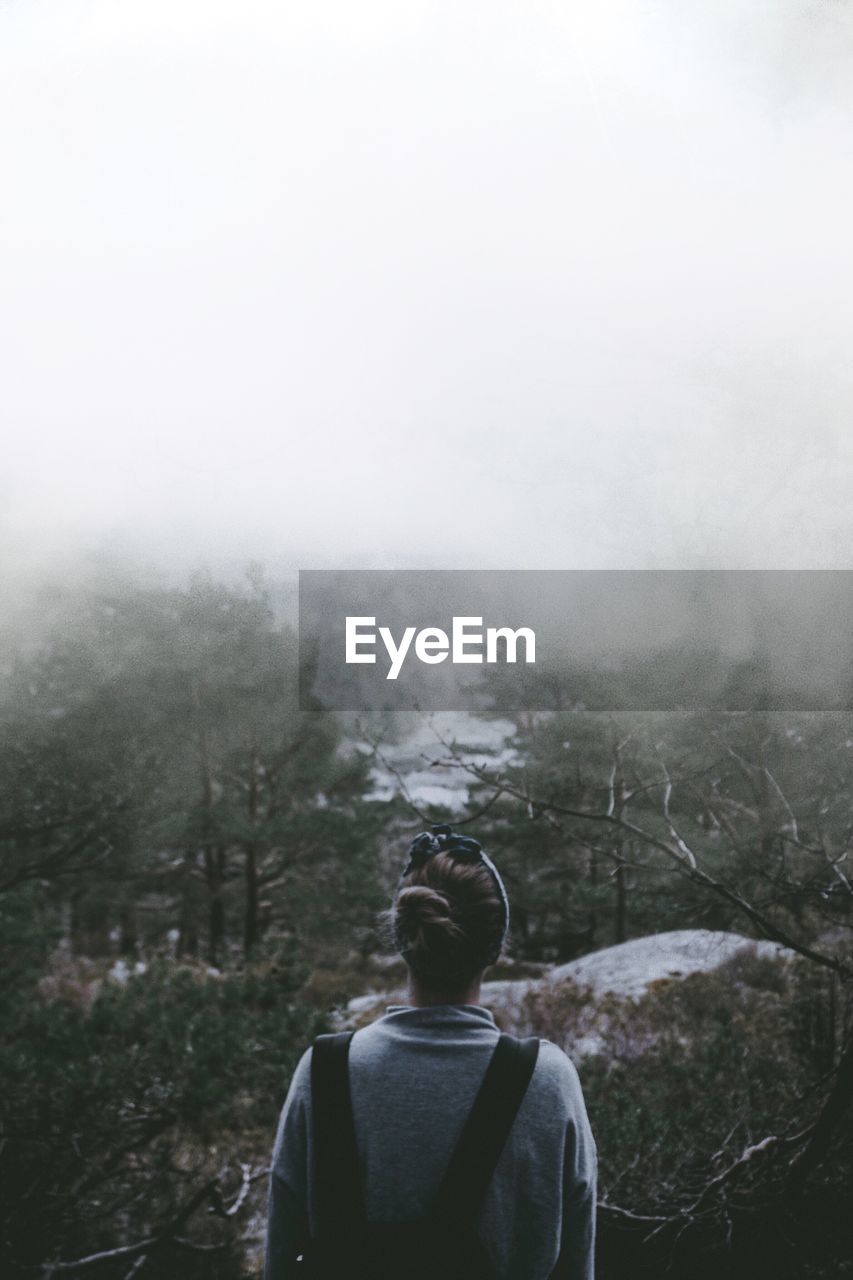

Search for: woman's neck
xmin=407 ymin=973 xmax=483 ymax=1008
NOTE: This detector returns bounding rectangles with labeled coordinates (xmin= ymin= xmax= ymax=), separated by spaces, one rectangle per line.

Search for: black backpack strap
xmin=431 ymin=1033 xmax=540 ymax=1229
xmin=310 ymin=1031 xmax=363 ymax=1238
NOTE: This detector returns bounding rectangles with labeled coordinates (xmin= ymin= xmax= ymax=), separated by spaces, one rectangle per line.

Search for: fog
xmin=2 ymin=0 xmax=852 ymax=587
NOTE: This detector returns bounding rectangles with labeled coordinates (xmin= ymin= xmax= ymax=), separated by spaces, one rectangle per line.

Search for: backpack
xmin=297 ymin=1029 xmax=540 ymax=1280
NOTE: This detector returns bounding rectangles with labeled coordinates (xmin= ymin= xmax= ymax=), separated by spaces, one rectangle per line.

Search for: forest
xmin=2 ymin=569 xmax=852 ymax=1279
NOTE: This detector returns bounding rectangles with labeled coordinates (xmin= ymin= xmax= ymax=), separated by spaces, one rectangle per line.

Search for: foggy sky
xmin=2 ymin=0 xmax=852 ymax=585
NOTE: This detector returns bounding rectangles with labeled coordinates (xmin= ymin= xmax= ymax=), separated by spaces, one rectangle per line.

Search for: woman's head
xmin=388 ymin=826 xmax=509 ymax=989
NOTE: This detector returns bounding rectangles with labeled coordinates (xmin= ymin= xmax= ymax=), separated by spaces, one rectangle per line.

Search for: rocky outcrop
xmin=344 ymin=930 xmax=792 ymax=1057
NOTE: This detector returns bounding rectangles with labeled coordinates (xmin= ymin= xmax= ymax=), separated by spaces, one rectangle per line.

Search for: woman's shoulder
xmin=528 ymin=1038 xmax=586 ymax=1109
xmin=282 ymin=1044 xmax=314 ymax=1105
xmin=534 ymin=1035 xmax=581 ymax=1069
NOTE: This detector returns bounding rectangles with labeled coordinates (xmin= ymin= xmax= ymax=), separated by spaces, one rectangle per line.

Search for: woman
xmin=265 ymin=825 xmax=597 ymax=1279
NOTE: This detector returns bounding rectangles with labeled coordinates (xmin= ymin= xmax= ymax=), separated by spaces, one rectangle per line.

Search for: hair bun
xmin=395 ymin=885 xmax=458 ymax=935
xmin=386 ymin=845 xmax=506 ymax=985
xmin=394 ymin=885 xmax=467 ymax=980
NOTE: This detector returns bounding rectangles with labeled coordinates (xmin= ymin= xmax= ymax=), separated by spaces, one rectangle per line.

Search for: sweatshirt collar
xmin=382 ymin=1003 xmax=497 ymax=1028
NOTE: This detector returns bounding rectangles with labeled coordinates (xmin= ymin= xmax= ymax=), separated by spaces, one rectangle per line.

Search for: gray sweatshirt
xmin=265 ymin=1003 xmax=597 ymax=1280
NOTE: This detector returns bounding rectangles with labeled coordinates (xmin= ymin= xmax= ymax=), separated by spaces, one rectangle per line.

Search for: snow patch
xmin=108 ymin=959 xmax=148 ymax=984
xmin=353 ymin=711 xmax=518 ymax=813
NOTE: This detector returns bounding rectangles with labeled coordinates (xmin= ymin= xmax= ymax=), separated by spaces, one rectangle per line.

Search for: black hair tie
xmin=408 ymin=824 xmax=484 ymax=867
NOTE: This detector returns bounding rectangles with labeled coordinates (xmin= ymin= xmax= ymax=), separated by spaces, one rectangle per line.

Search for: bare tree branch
xmin=442 ymin=754 xmax=853 ymax=979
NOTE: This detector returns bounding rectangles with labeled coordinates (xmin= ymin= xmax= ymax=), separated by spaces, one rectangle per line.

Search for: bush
xmin=0 ymin=950 xmax=327 ymax=1277
xmin=517 ymin=950 xmax=825 ymax=1216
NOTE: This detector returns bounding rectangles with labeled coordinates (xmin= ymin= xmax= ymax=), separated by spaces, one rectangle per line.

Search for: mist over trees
xmin=1 ymin=570 xmax=384 ymax=967
xmin=1 ymin=568 xmax=852 ymax=1278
